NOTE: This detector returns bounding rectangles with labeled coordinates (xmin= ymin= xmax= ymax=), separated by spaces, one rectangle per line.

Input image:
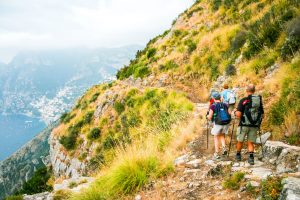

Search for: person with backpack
xmin=221 ymin=83 xmax=236 ymax=112
xmin=234 ymin=84 xmax=264 ymax=165
xmin=207 ymin=92 xmax=232 ymax=160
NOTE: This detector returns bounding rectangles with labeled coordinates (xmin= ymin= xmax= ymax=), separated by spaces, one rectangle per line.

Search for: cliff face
xmin=0 ymin=122 xmax=58 ymax=199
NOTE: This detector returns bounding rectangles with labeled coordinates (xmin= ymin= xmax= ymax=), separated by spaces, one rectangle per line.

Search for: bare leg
xmin=248 ymin=142 xmax=254 ymax=152
xmin=220 ymin=134 xmax=226 ymax=148
xmin=237 ymin=141 xmax=243 ymax=152
xmin=214 ymin=135 xmax=220 ymax=153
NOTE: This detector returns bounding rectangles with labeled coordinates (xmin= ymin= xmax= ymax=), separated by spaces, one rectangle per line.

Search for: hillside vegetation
xmin=50 ymin=0 xmax=300 ymax=199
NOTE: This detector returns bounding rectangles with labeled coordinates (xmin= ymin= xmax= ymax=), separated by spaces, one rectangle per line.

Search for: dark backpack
xmin=214 ymin=103 xmax=231 ymax=125
xmin=241 ymin=95 xmax=263 ymax=127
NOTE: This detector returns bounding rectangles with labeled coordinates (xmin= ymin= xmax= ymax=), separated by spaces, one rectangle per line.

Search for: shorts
xmin=211 ymin=123 xmax=229 ymax=136
xmin=236 ymin=126 xmax=258 ymax=143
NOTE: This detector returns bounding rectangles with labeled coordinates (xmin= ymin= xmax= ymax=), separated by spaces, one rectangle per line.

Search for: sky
xmin=0 ymin=0 xmax=194 ymax=63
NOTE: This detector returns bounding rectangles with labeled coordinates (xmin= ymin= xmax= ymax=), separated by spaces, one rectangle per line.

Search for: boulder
xmin=280 ymin=177 xmax=300 ymax=200
xmin=23 ymin=192 xmax=52 ymax=200
xmin=256 ymin=132 xmax=271 ymax=144
xmin=263 ymin=141 xmax=300 ymax=174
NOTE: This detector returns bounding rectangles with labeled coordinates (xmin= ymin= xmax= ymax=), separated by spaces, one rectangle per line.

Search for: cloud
xmin=0 ymin=0 xmax=194 ymax=62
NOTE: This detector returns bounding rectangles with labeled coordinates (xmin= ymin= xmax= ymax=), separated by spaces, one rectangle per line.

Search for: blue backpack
xmin=214 ymin=103 xmax=231 ymax=125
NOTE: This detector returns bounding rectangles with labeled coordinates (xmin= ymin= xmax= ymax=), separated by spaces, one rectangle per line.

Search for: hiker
xmin=234 ymin=84 xmax=264 ymax=165
xmin=221 ymin=83 xmax=236 ymax=113
xmin=207 ymin=92 xmax=231 ymax=159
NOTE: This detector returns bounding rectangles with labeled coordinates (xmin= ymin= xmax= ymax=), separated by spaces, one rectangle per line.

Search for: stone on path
xmin=251 ymin=167 xmax=272 ymax=180
xmin=174 ymin=154 xmax=189 ymax=166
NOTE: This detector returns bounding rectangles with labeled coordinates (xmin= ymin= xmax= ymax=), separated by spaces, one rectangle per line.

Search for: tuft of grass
xmin=4 ymin=195 xmax=23 ymax=200
xmin=114 ymin=101 xmax=125 ymax=115
xmin=53 ymin=190 xmax=72 ymax=200
xmin=223 ymin=172 xmax=245 ymax=190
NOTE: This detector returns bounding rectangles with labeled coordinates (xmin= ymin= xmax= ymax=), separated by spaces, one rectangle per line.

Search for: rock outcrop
xmin=263 ymin=141 xmax=300 ymax=174
xmin=49 ymin=134 xmax=87 ymax=178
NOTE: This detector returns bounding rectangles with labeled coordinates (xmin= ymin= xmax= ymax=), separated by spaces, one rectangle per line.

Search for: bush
xmin=230 ymin=31 xmax=247 ymax=52
xmin=212 ymin=0 xmax=222 ymax=11
xmin=60 ymin=112 xmax=75 ymax=124
xmin=59 ymin=134 xmax=77 ymax=150
xmin=87 ymin=128 xmax=101 ymax=140
xmin=261 ymin=176 xmax=283 ymax=200
xmin=103 ymin=133 xmax=117 ymax=150
xmin=159 ymin=60 xmax=179 ymax=71
xmin=225 ymin=64 xmax=237 ymax=76
xmin=222 ymin=172 xmax=245 ymax=190
xmin=114 ymin=102 xmax=125 ymax=115
xmin=281 ymin=17 xmax=300 ymax=60
xmin=88 ymin=154 xmax=105 ymax=171
xmin=84 ymin=111 xmax=94 ymax=124
xmin=17 ymin=167 xmax=52 ymax=195
xmin=133 ymin=65 xmax=150 ymax=78
xmin=146 ymin=48 xmax=157 ymax=59
xmin=90 ymin=93 xmax=100 ymax=103
xmin=184 ymin=39 xmax=197 ymax=53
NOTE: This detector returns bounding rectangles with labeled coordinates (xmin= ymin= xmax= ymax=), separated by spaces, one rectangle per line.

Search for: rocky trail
xmin=133 ymin=102 xmax=300 ymax=200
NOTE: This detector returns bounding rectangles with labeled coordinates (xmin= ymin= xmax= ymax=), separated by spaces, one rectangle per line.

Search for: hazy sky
xmin=0 ymin=0 xmax=194 ymax=63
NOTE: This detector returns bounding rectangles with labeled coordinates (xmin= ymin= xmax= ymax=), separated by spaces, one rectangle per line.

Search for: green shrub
xmin=133 ymin=65 xmax=150 ymax=78
xmin=114 ymin=102 xmax=125 ymax=115
xmin=127 ymin=112 xmax=142 ymax=127
xmin=222 ymin=172 xmax=245 ymax=190
xmin=146 ymin=48 xmax=157 ymax=59
xmin=173 ymin=30 xmax=182 ymax=37
xmin=60 ymin=112 xmax=75 ymax=124
xmin=59 ymin=134 xmax=77 ymax=150
xmin=84 ymin=111 xmax=94 ymax=124
xmin=261 ymin=176 xmax=283 ymax=200
xmin=184 ymin=39 xmax=197 ymax=53
xmin=90 ymin=93 xmax=100 ymax=103
xmin=225 ymin=64 xmax=236 ymax=76
xmin=286 ymin=134 xmax=300 ymax=145
xmin=230 ymin=31 xmax=247 ymax=52
xmin=87 ymin=128 xmax=101 ymax=140
xmin=159 ymin=60 xmax=179 ymax=71
xmin=281 ymin=17 xmax=300 ymax=60
xmin=17 ymin=167 xmax=52 ymax=195
xmin=212 ymin=0 xmax=222 ymax=11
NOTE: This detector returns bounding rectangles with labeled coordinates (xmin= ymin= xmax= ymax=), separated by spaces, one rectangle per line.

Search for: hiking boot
xmin=222 ymin=146 xmax=228 ymax=156
xmin=213 ymin=152 xmax=221 ymax=160
xmin=236 ymin=153 xmax=242 ymax=162
xmin=248 ymin=156 xmax=255 ymax=165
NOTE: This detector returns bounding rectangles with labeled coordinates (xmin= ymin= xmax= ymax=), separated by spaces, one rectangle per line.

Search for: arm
xmin=234 ymin=98 xmax=244 ymax=119
xmin=207 ymin=109 xmax=214 ymax=121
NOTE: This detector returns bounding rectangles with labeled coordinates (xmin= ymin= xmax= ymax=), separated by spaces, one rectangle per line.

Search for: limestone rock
xmin=23 ymin=192 xmax=52 ymax=200
xmin=280 ymin=177 xmax=300 ymax=200
xmin=256 ymin=132 xmax=271 ymax=144
xmin=263 ymin=141 xmax=300 ymax=174
xmin=251 ymin=167 xmax=272 ymax=180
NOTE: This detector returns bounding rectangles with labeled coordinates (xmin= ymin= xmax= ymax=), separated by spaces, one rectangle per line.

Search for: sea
xmin=0 ymin=114 xmax=46 ymax=161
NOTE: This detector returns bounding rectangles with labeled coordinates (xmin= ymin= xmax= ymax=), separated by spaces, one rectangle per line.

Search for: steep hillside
xmin=6 ymin=0 xmax=299 ymax=199
xmin=117 ymin=0 xmax=300 ymax=140
xmin=0 ymin=122 xmax=58 ymax=199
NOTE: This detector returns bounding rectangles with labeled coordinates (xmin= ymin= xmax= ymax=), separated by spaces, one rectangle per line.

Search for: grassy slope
xmin=54 ymin=0 xmax=300 ymax=199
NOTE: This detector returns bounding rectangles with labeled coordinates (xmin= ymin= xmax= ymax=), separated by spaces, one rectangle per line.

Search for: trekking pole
xmin=228 ymin=118 xmax=235 ymax=157
xmin=258 ymin=128 xmax=265 ymax=158
xmin=206 ymin=118 xmax=209 ymax=149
